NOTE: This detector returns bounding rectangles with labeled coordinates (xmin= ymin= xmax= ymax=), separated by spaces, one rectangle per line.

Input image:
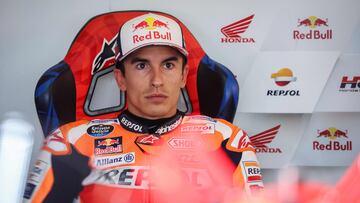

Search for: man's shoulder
xmin=182 ymin=114 xmax=239 ymax=126
xmin=59 ymin=118 xmax=119 ymax=128
xmin=47 ymin=118 xmax=120 ymax=138
xmin=182 ymin=114 xmax=240 ymax=133
xmin=182 ymin=114 xmax=217 ymax=123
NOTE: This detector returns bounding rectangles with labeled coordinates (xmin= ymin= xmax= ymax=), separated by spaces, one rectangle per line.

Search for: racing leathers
xmin=24 ymin=110 xmax=263 ymax=203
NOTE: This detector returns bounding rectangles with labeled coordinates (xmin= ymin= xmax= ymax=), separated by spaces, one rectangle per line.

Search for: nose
xmin=150 ymin=66 xmax=164 ymax=88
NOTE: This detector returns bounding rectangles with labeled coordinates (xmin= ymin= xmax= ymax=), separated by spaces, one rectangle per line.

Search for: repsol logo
xmin=83 ymin=166 xmax=214 ymax=189
xmin=120 ymin=117 xmax=143 ymax=133
xmin=267 ymin=90 xmax=300 ymax=96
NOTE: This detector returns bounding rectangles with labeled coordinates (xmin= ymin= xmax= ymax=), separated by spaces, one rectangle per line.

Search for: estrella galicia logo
xmin=87 ymin=124 xmax=114 ymax=137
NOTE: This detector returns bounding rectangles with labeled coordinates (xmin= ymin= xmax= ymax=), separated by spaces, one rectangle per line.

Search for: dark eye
xmin=164 ymin=62 xmax=174 ymax=69
xmin=135 ymin=63 xmax=147 ymax=70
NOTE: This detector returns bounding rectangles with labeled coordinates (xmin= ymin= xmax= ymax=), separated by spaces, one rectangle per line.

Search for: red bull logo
xmin=313 ymin=127 xmax=352 ymax=151
xmin=95 ymin=137 xmax=123 ymax=155
xmin=133 ymin=17 xmax=169 ymax=32
xmin=168 ymin=138 xmax=200 ymax=149
xmin=297 ymin=16 xmax=328 ymax=28
xmin=293 ymin=16 xmax=332 ymax=40
xmin=317 ymin=127 xmax=348 ymax=140
xmin=97 ymin=138 xmax=119 ymax=146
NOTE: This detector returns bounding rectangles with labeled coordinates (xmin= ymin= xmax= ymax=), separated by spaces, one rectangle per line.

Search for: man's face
xmin=114 ymin=45 xmax=188 ymax=119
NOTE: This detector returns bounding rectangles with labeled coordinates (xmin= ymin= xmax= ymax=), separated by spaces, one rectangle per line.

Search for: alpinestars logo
xmin=92 ymin=34 xmax=117 ymax=75
xmin=220 ymin=14 xmax=255 ymax=43
xmin=249 ymin=125 xmax=282 ymax=153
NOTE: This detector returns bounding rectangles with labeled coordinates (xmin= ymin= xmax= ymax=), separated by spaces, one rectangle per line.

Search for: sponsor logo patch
xmin=182 ymin=116 xmax=215 ymax=123
xmin=168 ymin=137 xmax=200 ymax=149
xmin=181 ymin=123 xmax=215 ymax=134
xmin=90 ymin=119 xmax=118 ymax=124
xmin=236 ymin=133 xmax=254 ymax=149
xmin=83 ymin=166 xmax=213 ymax=189
xmin=94 ymin=152 xmax=135 ymax=169
xmin=136 ymin=134 xmax=162 ymax=145
xmin=120 ymin=116 xmax=144 ymax=133
xmin=23 ymin=183 xmax=36 ymax=199
xmin=94 ymin=137 xmax=123 ymax=155
xmin=87 ymin=124 xmax=114 ymax=137
xmin=242 ymin=161 xmax=262 ymax=183
xmin=43 ymin=129 xmax=68 ymax=153
xmin=155 ymin=117 xmax=182 ymax=134
xmin=28 ymin=160 xmax=48 ymax=183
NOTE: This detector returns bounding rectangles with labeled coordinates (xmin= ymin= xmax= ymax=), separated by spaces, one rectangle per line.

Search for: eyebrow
xmin=129 ymin=56 xmax=180 ymax=64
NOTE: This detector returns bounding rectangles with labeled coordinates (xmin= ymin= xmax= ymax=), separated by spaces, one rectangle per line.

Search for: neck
xmin=118 ymin=109 xmax=184 ymax=135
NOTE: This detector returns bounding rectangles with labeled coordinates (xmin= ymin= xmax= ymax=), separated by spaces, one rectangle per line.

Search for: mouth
xmin=145 ymin=93 xmax=168 ymax=103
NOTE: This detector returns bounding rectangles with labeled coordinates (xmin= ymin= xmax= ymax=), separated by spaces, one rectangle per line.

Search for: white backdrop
xmin=1 ymin=0 xmax=359 ymax=186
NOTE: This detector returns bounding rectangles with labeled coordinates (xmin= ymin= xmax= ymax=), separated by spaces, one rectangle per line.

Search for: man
xmin=24 ymin=13 xmax=263 ymax=203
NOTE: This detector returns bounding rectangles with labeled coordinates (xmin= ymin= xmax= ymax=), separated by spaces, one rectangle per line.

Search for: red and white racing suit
xmin=24 ymin=111 xmax=263 ymax=203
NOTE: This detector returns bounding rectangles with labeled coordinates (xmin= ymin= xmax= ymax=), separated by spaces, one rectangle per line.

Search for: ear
xmin=180 ymin=64 xmax=189 ymax=88
xmin=113 ymin=68 xmax=127 ymax=91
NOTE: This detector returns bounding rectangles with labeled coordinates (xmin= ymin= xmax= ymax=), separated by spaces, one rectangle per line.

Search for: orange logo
xmin=271 ymin=68 xmax=297 ymax=86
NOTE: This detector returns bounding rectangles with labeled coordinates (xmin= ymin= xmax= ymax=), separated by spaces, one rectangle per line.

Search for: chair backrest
xmin=34 ymin=11 xmax=239 ymax=136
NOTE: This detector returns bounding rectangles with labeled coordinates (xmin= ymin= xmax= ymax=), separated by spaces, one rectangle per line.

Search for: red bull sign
xmin=132 ymin=17 xmax=172 ymax=44
xmin=133 ymin=17 xmax=169 ymax=32
xmin=94 ymin=137 xmax=123 ymax=155
xmin=293 ymin=16 xmax=332 ymax=40
xmin=313 ymin=127 xmax=352 ymax=151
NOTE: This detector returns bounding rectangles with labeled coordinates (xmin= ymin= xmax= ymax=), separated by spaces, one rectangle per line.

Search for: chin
xmin=145 ymin=107 xmax=174 ymax=118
